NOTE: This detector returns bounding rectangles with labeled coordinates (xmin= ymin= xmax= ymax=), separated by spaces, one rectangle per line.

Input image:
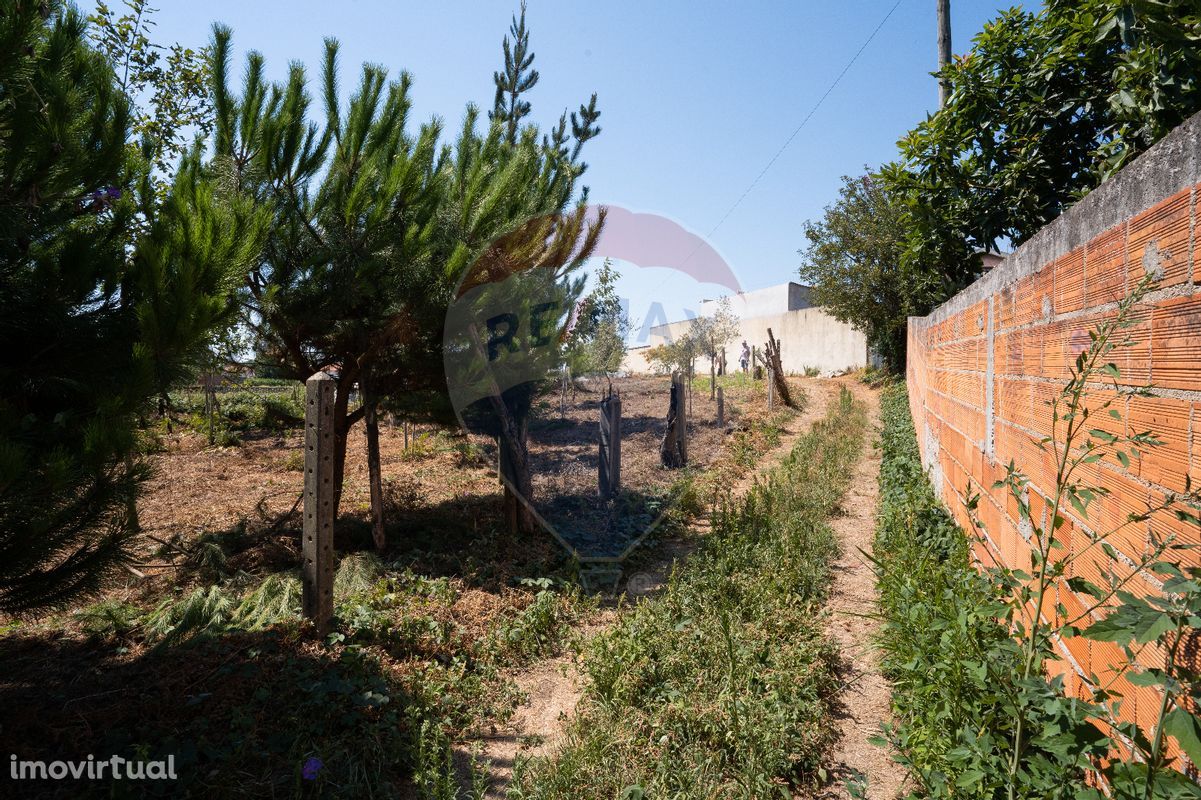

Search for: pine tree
xmin=212 ymin=29 xmax=450 ymax=543
xmin=216 ymin=6 xmax=604 ymax=540
xmin=491 ymin=2 xmax=539 ymax=144
xmin=570 ymin=93 xmax=601 ymax=164
xmin=0 ymin=3 xmax=265 ymax=614
xmin=463 ymin=6 xmax=605 ymax=534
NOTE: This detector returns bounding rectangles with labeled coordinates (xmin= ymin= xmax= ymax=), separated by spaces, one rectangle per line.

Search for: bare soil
xmin=525 ymin=374 xmax=732 ymax=559
xmin=134 ymin=374 xmax=742 ymax=571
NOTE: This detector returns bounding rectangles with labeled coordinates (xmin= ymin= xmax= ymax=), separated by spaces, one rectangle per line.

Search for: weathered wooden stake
xmin=765 ymin=328 xmax=794 ymax=408
xmin=660 ymin=373 xmax=688 ymax=468
xmin=679 ymin=373 xmax=688 ymax=464
xmin=767 ymin=366 xmax=775 ymax=411
xmin=716 ymin=386 xmax=725 ymax=428
xmin=560 ymin=365 xmax=569 ymax=418
xmin=364 ymin=396 xmax=386 ymax=553
xmin=611 ymin=396 xmax=622 ymax=492
xmin=303 ymin=372 xmax=336 ymax=635
xmin=599 ymin=392 xmax=622 ymax=498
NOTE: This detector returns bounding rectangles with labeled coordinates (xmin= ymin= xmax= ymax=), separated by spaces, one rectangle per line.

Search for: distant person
xmin=739 ymin=341 xmax=750 ymax=373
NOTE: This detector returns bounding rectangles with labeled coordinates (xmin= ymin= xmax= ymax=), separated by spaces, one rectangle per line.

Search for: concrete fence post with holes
xmin=303 ymin=371 xmax=336 ymax=635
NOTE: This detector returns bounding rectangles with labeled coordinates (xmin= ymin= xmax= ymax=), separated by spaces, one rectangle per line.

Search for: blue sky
xmin=100 ymin=0 xmax=1012 ymax=341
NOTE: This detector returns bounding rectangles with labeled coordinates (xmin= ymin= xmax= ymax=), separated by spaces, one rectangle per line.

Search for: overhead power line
xmin=699 ymin=0 xmax=907 ymax=244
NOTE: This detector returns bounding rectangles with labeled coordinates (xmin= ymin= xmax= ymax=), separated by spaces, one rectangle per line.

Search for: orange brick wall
xmin=906 ymin=110 xmax=1201 ymax=751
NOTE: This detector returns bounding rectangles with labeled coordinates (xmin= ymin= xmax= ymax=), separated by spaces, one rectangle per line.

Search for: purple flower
xmin=83 ymin=186 xmax=122 ymax=213
xmin=301 ymin=757 xmax=323 ymax=781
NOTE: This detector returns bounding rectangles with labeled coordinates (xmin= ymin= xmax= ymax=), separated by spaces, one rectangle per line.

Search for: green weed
xmin=512 ymin=387 xmax=868 ymax=798
xmin=875 ymin=373 xmax=1201 ymax=799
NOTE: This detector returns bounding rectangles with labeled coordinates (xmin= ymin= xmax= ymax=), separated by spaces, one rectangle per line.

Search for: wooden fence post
xmin=767 ymin=366 xmax=775 ymax=411
xmin=677 ymin=373 xmax=688 ymax=464
xmin=303 ymin=372 xmax=336 ymax=635
xmin=660 ymin=373 xmax=688 ymax=468
xmin=716 ymin=386 xmax=725 ymax=428
xmin=599 ymin=391 xmax=622 ymax=498
xmin=560 ymin=365 xmax=569 ymax=418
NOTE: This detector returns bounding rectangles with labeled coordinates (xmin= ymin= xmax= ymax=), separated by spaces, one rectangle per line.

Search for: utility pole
xmin=937 ymin=0 xmax=952 ymax=108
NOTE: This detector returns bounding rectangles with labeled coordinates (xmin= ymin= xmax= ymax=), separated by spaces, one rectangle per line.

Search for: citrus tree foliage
xmin=0 ymin=3 xmax=266 ymax=614
xmin=645 ymin=335 xmax=698 ymax=377
xmin=884 ymin=0 xmax=1201 ymax=295
xmin=799 ymin=173 xmax=926 ymax=373
xmin=565 ymin=259 xmax=630 ymax=377
xmin=689 ymin=297 xmax=739 ymax=396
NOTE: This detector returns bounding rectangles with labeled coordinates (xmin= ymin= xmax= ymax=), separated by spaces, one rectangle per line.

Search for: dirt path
xmin=454 ymin=616 xmax=613 ymax=799
xmin=460 ymin=378 xmax=838 ymax=799
xmin=819 ymin=383 xmax=906 ymax=800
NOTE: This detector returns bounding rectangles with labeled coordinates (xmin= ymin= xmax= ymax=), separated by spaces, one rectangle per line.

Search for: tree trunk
xmin=710 ymin=357 xmax=716 ymax=400
xmin=364 ymin=390 xmax=386 ymax=553
xmin=497 ymin=414 xmax=534 ymax=534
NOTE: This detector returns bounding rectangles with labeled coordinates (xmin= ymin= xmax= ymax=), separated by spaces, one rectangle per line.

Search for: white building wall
xmin=623 ymin=305 xmax=867 ymax=375
xmin=698 ymin=282 xmax=812 ymax=319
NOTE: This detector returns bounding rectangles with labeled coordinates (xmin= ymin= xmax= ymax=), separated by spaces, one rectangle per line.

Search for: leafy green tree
xmin=886 ymin=0 xmax=1201 ymax=297
xmin=565 ymin=259 xmax=630 ymax=378
xmin=645 ymin=335 xmax=698 ymax=377
xmin=799 ymin=173 xmax=935 ymax=373
xmin=0 ymin=3 xmax=265 ymax=614
xmin=88 ymin=0 xmax=212 ymax=179
xmin=688 ymin=297 xmax=739 ymax=398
